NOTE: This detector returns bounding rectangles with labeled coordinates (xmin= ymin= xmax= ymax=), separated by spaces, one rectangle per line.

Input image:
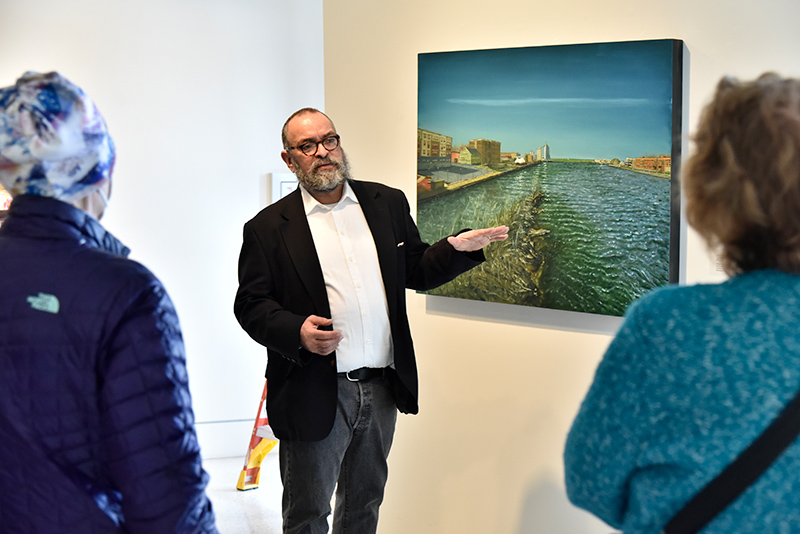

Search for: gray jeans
xmin=279 ymin=375 xmax=398 ymax=534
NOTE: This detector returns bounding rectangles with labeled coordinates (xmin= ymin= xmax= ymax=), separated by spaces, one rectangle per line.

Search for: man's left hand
xmin=447 ymin=226 xmax=509 ymax=252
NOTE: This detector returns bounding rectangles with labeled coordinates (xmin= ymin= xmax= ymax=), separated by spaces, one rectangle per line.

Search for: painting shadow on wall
xmin=515 ymin=478 xmax=611 ymax=533
xmin=425 ymin=293 xmax=622 ymax=336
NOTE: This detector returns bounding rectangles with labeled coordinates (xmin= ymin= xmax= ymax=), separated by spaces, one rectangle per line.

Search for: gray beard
xmin=294 ymin=151 xmax=352 ymax=193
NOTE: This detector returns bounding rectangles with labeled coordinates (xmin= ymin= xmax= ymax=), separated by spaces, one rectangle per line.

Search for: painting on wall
xmin=416 ymin=39 xmax=684 ymax=317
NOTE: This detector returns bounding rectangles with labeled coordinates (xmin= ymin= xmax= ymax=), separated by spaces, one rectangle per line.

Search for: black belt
xmin=338 ymin=367 xmax=388 ymax=382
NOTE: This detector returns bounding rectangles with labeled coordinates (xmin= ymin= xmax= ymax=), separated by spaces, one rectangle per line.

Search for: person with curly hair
xmin=564 ymin=73 xmax=800 ymax=533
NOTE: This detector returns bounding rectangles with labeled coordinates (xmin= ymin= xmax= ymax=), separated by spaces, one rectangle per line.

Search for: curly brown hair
xmin=684 ymin=73 xmax=800 ymax=275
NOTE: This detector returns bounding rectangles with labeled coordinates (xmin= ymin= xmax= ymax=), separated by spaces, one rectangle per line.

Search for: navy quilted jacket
xmin=0 ymin=195 xmax=218 ymax=534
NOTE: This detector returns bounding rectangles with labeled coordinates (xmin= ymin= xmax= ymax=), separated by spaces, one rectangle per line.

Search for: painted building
xmin=634 ymin=156 xmax=671 ymax=173
xmin=536 ymin=143 xmax=551 ymax=161
xmin=469 ymin=138 xmax=501 ymax=164
xmin=417 ymin=128 xmax=453 ymax=157
xmin=459 ymin=147 xmax=482 ymax=165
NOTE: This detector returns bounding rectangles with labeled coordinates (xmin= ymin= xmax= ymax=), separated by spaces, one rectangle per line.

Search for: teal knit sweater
xmin=565 ymin=270 xmax=800 ymax=533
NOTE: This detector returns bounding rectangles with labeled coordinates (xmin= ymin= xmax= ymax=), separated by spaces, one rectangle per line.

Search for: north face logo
xmin=27 ymin=293 xmax=60 ymax=314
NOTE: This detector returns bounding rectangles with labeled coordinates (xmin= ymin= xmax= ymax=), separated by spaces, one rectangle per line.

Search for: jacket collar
xmin=1 ymin=194 xmax=130 ymax=258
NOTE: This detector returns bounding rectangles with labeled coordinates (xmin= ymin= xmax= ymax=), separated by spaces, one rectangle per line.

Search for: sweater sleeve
xmin=563 ymin=301 xmax=651 ymax=529
xmin=99 ymin=274 xmax=218 ymax=534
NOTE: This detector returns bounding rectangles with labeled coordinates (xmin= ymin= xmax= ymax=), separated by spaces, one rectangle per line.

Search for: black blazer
xmin=234 ymin=180 xmax=483 ymax=441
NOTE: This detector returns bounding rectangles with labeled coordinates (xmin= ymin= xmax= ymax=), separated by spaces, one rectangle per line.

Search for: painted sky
xmin=418 ymin=40 xmax=678 ymax=160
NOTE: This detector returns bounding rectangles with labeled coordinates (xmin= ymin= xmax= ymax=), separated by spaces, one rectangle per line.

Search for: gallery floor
xmin=204 ymin=452 xmax=282 ymax=533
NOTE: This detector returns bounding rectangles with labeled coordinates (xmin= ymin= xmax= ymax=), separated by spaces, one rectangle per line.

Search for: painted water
xmin=416 ymin=161 xmax=672 ymax=317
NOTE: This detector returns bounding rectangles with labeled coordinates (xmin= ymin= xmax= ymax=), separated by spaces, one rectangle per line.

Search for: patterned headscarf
xmin=0 ymin=71 xmax=114 ymax=202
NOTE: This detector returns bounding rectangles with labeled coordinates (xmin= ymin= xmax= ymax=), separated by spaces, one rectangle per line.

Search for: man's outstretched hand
xmin=447 ymin=226 xmax=509 ymax=252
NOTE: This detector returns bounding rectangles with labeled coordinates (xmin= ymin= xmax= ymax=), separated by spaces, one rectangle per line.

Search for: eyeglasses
xmin=286 ymin=135 xmax=340 ymax=157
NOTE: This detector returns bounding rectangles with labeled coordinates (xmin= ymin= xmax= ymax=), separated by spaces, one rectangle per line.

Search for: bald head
xmin=281 ymin=108 xmax=334 ymax=149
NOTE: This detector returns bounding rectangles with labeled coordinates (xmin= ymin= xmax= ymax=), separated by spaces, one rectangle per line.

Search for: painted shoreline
xmin=417 ymin=161 xmax=543 ymax=201
xmin=605 ymin=163 xmax=671 ymax=179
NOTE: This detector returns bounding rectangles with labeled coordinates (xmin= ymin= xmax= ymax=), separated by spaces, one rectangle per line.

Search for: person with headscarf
xmin=0 ymin=71 xmax=218 ymax=534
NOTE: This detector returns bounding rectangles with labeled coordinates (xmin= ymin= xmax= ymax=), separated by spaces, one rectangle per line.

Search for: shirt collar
xmin=300 ymin=180 xmax=358 ymax=216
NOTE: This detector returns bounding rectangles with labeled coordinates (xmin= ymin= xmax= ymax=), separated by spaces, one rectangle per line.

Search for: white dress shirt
xmin=300 ymin=182 xmax=394 ymax=372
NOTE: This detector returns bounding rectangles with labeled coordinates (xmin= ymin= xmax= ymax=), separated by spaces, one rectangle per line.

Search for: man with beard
xmin=234 ymin=108 xmax=507 ymax=534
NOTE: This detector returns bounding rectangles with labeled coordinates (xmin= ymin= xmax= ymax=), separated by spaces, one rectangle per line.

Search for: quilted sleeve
xmin=98 ymin=272 xmax=218 ymax=534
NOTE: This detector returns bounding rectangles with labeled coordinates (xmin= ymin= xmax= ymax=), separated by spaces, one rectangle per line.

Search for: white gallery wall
xmin=0 ymin=0 xmax=324 ymax=458
xmin=322 ymin=1 xmax=800 ymax=533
